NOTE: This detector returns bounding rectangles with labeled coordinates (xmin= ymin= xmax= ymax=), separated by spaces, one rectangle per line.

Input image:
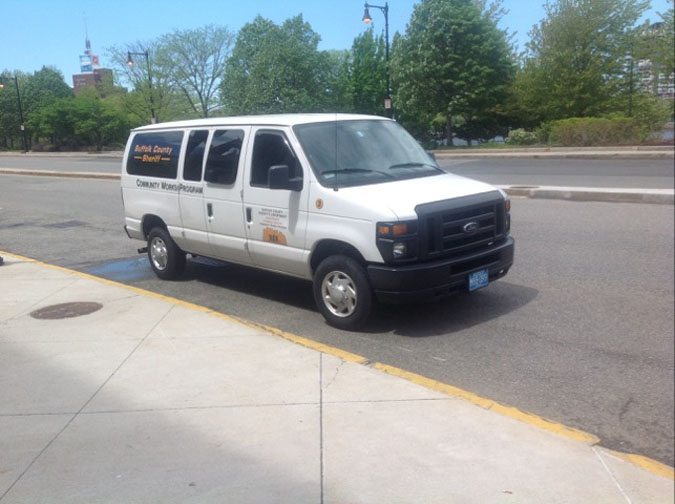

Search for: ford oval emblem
xmin=463 ymin=221 xmax=479 ymax=234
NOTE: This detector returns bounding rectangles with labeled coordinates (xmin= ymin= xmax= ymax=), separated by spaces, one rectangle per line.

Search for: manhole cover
xmin=30 ymin=302 xmax=103 ymax=320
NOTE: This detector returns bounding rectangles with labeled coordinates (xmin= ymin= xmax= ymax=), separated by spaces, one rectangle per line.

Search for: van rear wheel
xmin=313 ymin=255 xmax=372 ymax=330
xmin=147 ymin=227 xmax=186 ymax=280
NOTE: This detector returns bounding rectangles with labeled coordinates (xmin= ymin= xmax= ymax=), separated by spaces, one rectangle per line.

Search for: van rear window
xmin=127 ymin=131 xmax=184 ymax=179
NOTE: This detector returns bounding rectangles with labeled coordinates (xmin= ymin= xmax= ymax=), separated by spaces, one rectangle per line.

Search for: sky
xmin=1 ymin=0 xmax=671 ymax=85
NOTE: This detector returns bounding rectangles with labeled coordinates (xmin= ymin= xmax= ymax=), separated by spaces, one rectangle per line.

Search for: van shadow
xmin=181 ymin=258 xmax=538 ymax=338
xmin=364 ymin=281 xmax=539 ymax=337
xmin=183 ymin=257 xmax=316 ymax=309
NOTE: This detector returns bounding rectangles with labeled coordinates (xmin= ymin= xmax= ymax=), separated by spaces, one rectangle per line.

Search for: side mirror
xmin=268 ymin=165 xmax=302 ymax=191
xmin=426 ymin=150 xmax=437 ymax=162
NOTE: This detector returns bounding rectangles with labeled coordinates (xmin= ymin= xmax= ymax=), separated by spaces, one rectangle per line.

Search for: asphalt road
xmin=0 ymin=155 xmax=121 ymax=174
xmin=1 ymin=154 xmax=673 ymax=188
xmin=0 ymin=173 xmax=673 ymax=466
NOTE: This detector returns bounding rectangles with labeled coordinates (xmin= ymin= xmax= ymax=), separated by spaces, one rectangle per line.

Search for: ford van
xmin=121 ymin=114 xmax=514 ymax=329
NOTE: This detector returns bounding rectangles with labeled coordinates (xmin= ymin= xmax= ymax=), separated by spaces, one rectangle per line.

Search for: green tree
xmin=517 ymin=0 xmax=649 ymax=122
xmin=30 ymin=97 xmax=76 ymax=147
xmin=349 ymin=27 xmax=387 ymax=115
xmin=31 ymin=90 xmax=132 ymax=150
xmin=20 ymin=66 xmax=72 ymax=147
xmin=107 ymin=42 xmax=187 ymax=124
xmin=392 ymin=0 xmax=516 ymax=144
xmin=633 ymin=2 xmax=675 ymax=105
xmin=157 ymin=25 xmax=235 ymax=118
xmin=323 ymin=49 xmax=352 ymax=112
xmin=22 ymin=66 xmax=73 ymax=116
xmin=221 ymin=15 xmax=335 ymax=114
xmin=0 ymin=70 xmax=27 ymax=149
xmin=644 ymin=1 xmax=674 ymax=76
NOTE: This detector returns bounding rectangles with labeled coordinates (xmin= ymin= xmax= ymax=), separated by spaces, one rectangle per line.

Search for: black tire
xmin=313 ymin=255 xmax=372 ymax=330
xmin=147 ymin=227 xmax=186 ymax=280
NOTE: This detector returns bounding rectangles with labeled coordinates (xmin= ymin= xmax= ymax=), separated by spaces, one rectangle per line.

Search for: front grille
xmin=416 ymin=191 xmax=507 ymax=261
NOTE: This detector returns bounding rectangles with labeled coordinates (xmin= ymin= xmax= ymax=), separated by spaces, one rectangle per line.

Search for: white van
xmin=121 ymin=114 xmax=514 ymax=329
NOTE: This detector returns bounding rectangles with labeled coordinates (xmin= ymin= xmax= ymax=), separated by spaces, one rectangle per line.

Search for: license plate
xmin=468 ymin=269 xmax=489 ymax=292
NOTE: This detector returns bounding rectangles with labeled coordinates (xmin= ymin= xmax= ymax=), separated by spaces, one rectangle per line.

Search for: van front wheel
xmin=147 ymin=227 xmax=186 ymax=280
xmin=313 ymin=255 xmax=372 ymax=330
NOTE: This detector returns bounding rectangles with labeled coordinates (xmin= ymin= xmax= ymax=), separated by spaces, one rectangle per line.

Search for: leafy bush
xmin=505 ymin=128 xmax=538 ymax=145
xmin=549 ymin=117 xmax=642 ymax=146
xmin=630 ymin=94 xmax=673 ymax=139
xmin=548 ymin=98 xmax=672 ymax=147
xmin=535 ymin=121 xmax=553 ymax=143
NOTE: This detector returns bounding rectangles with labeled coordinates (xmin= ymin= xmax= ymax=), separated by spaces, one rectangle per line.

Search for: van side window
xmin=251 ymin=130 xmax=302 ymax=187
xmin=127 ymin=131 xmax=183 ymax=179
xmin=183 ymin=130 xmax=209 ymax=181
xmin=204 ymin=129 xmax=244 ymax=185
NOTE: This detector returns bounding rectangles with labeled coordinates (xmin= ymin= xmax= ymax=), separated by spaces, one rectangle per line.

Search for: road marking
xmin=593 ymin=447 xmax=633 ymax=504
xmin=1 ymin=250 xmax=673 ymax=481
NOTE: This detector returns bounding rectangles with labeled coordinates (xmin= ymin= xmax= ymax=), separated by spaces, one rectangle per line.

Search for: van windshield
xmin=293 ymin=120 xmax=442 ymax=188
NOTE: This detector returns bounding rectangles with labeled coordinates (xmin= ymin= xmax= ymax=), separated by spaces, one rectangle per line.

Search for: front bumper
xmin=367 ymin=237 xmax=514 ymax=303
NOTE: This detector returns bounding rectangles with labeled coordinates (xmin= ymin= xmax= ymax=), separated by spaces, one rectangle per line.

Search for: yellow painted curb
xmin=606 ymin=450 xmax=675 ymax=481
xmin=374 ymin=363 xmax=602 ymax=444
xmin=1 ymin=250 xmax=672 ymax=480
xmin=218 ymin=314 xmax=367 ymax=365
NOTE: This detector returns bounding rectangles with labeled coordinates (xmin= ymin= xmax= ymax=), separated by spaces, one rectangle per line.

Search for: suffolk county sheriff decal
xmin=133 ymin=144 xmax=174 ymax=163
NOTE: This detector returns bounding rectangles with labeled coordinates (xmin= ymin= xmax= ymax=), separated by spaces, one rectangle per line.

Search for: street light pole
xmin=0 ymin=75 xmax=29 ymax=152
xmin=362 ymin=2 xmax=391 ymax=117
xmin=127 ymin=51 xmax=157 ymax=124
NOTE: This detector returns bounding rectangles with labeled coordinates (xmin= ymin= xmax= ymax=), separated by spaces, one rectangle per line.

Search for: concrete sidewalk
xmin=0 ymin=253 xmax=673 ymax=503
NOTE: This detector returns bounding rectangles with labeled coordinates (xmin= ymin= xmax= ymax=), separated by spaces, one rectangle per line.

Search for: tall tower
xmin=72 ymin=23 xmax=111 ymax=94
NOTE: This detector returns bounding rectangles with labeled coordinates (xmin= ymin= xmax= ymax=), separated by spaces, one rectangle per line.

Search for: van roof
xmin=132 ymin=113 xmax=390 ymax=132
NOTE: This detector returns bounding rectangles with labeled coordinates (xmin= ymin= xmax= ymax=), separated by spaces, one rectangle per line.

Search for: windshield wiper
xmin=322 ymin=168 xmax=394 ymax=179
xmin=388 ymin=162 xmax=438 ymax=170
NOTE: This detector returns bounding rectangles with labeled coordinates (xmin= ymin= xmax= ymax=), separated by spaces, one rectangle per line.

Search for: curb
xmin=2 ymin=149 xmax=673 ymax=160
xmin=500 ymin=185 xmax=674 ymax=205
xmin=0 ymin=151 xmax=123 ymax=159
xmin=1 ymin=249 xmax=673 ymax=481
xmin=0 ymin=168 xmax=120 ymax=180
xmin=2 ymin=168 xmax=672 ymax=205
xmin=433 ymin=147 xmax=674 ymax=159
xmin=437 ymin=153 xmax=674 ymax=159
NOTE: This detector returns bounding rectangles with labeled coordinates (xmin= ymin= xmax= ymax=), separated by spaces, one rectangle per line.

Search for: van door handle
xmin=207 ymin=203 xmax=213 ymax=218
xmin=246 ymin=207 xmax=252 ymax=223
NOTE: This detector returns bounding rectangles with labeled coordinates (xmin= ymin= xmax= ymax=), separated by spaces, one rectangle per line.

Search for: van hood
xmin=337 ymin=173 xmax=500 ymax=220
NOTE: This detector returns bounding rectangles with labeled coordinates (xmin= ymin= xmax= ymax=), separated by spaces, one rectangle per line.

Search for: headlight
xmin=392 ymin=242 xmax=407 ymax=258
xmin=376 ymin=220 xmax=418 ymax=262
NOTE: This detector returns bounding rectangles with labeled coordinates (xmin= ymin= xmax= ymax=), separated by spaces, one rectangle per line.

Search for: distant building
xmin=71 ymin=34 xmax=113 ymax=95
xmin=637 ymin=59 xmax=675 ymax=100
xmin=636 ymin=21 xmax=675 ymax=100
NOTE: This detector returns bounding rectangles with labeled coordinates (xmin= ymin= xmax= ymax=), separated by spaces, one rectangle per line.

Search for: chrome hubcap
xmin=321 ymin=271 xmax=357 ymax=318
xmin=150 ymin=237 xmax=168 ymax=270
